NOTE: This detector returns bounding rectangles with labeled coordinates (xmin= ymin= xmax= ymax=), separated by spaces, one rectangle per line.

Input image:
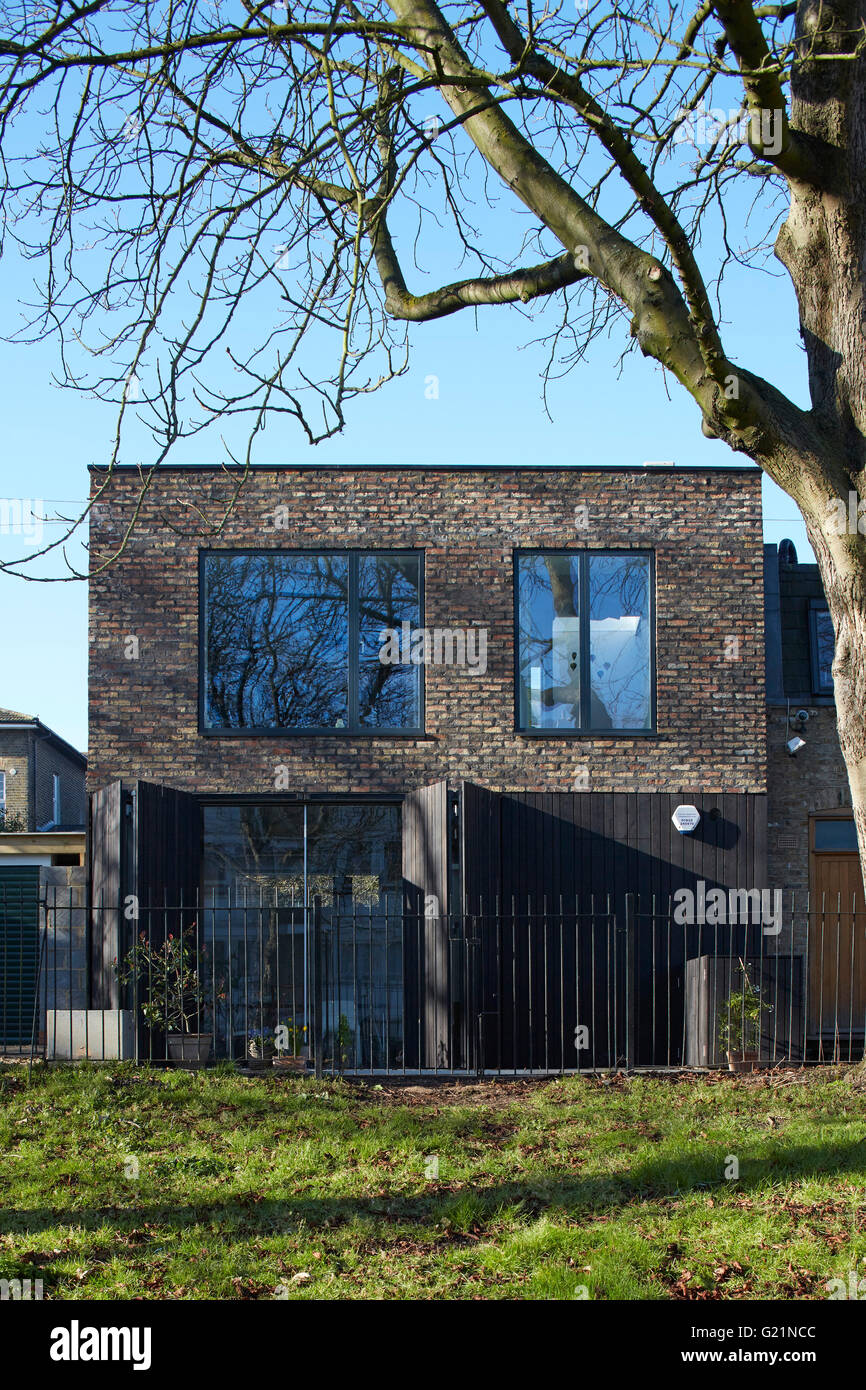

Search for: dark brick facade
xmin=765 ymin=542 xmax=852 ymax=903
xmin=88 ymin=465 xmax=766 ymax=797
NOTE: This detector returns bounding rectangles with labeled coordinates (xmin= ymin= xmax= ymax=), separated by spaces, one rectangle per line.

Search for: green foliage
xmin=718 ymin=964 xmax=773 ymax=1056
xmin=118 ymin=927 xmax=223 ymax=1035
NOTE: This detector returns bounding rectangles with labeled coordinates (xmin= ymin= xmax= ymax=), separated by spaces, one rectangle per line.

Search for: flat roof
xmin=89 ymin=462 xmax=759 ymax=475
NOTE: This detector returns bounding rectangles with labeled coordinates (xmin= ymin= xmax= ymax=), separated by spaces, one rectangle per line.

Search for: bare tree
xmin=2 ymin=0 xmax=866 ymax=877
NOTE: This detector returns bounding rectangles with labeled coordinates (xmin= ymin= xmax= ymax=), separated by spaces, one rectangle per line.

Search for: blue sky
xmin=0 ymin=139 xmax=815 ymax=756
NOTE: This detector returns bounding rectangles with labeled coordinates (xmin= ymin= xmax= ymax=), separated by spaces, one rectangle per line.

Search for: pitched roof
xmin=0 ymin=708 xmax=86 ymax=764
xmin=0 ymin=706 xmax=35 ymax=723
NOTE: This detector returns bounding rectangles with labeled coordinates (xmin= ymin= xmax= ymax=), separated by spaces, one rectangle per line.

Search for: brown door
xmin=809 ymin=817 xmax=865 ymax=1045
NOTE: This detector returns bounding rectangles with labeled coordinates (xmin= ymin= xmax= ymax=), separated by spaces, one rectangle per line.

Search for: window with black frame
xmin=202 ymin=550 xmax=422 ymax=732
xmin=516 ymin=551 xmax=653 ymax=732
xmin=809 ymin=601 xmax=834 ymax=695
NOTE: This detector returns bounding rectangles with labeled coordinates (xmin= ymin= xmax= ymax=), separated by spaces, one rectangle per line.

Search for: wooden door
xmin=809 ymin=817 xmax=866 ymax=1042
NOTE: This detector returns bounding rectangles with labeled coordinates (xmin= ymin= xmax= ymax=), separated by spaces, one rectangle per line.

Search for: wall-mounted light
xmin=787 ymin=736 xmax=806 ymax=756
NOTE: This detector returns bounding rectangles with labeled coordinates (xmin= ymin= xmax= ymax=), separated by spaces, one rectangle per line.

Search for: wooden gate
xmin=0 ymin=865 xmax=41 ymax=1047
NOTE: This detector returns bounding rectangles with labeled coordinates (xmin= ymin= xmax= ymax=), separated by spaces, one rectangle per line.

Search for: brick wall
xmin=767 ymin=705 xmax=851 ymax=896
xmin=0 ymin=730 xmax=85 ymax=830
xmin=88 ymin=466 xmax=766 ymax=796
xmin=0 ymin=730 xmax=31 ymax=826
xmin=33 ymin=739 xmax=87 ymax=830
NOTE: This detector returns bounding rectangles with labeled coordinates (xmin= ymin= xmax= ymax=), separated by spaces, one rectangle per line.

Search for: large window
xmin=516 ymin=551 xmax=653 ymax=733
xmin=202 ymin=550 xmax=422 ymax=732
xmin=201 ymin=802 xmax=404 ymax=1067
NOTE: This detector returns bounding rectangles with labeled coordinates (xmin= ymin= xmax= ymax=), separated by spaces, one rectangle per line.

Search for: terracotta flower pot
xmin=726 ymin=1050 xmax=758 ymax=1073
xmin=273 ymin=1055 xmax=307 ymax=1072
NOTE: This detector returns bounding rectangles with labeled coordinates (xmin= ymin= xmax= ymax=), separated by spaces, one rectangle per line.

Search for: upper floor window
xmin=52 ymin=773 xmax=61 ymax=825
xmin=0 ymin=771 xmax=5 ymax=809
xmin=202 ymin=550 xmax=423 ymax=733
xmin=516 ymin=551 xmax=654 ymax=733
xmin=809 ymin=601 xmax=834 ymax=695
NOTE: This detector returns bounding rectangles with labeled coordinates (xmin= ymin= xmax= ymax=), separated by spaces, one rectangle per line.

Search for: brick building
xmin=0 ymin=710 xmax=86 ymax=1049
xmin=85 ymin=463 xmax=774 ymax=1070
xmin=89 ymin=464 xmax=765 ymax=795
xmin=764 ymin=540 xmax=861 ymax=1052
xmin=0 ymin=707 xmax=86 ymax=839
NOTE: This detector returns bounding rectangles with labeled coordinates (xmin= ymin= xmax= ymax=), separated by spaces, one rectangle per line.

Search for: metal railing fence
xmin=1 ymin=885 xmax=864 ymax=1072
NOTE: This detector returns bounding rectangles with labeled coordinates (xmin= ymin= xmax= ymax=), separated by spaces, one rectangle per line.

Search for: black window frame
xmin=199 ymin=547 xmax=425 ymax=737
xmin=514 ymin=547 xmax=657 ymax=737
xmin=808 ymin=600 xmax=834 ymax=696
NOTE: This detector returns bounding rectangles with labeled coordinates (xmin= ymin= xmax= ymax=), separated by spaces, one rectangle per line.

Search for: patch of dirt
xmin=346 ymin=1078 xmax=550 ymax=1108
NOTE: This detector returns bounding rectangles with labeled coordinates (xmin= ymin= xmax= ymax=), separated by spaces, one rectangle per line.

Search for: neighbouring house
xmin=0 ymin=708 xmax=86 ymax=1050
xmin=764 ymin=540 xmax=863 ymax=1054
xmin=0 ymin=706 xmax=87 ymax=848
xmin=84 ymin=462 xmax=783 ymax=1072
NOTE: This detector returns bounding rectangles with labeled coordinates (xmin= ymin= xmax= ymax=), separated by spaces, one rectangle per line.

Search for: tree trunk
xmin=806 ymin=520 xmax=866 ymax=898
xmin=766 ymin=0 xmax=866 ymax=894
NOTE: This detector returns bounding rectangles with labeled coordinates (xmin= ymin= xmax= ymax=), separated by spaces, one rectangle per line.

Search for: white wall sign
xmin=671 ymin=805 xmax=701 ymax=834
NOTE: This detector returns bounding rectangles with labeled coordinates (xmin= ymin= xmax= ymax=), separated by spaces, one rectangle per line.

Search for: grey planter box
xmin=46 ymin=1009 xmax=135 ymax=1060
xmin=684 ymin=955 xmax=804 ymax=1068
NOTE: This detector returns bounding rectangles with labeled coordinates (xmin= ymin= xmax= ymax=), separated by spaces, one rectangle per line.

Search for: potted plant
xmin=119 ymin=926 xmax=216 ymax=1064
xmin=272 ymin=1017 xmax=308 ymax=1071
xmin=247 ymin=1027 xmax=278 ymax=1069
xmin=336 ymin=1012 xmax=353 ymax=1072
xmin=718 ymin=963 xmax=772 ymax=1072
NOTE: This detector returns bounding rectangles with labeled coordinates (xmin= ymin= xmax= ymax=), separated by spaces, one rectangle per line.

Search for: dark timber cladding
xmin=88 ymin=780 xmax=122 ymax=1008
xmin=460 ymin=787 xmax=767 ymax=1068
xmin=89 ymin=779 xmax=201 ymax=1015
xmin=402 ymin=781 xmax=450 ymax=1067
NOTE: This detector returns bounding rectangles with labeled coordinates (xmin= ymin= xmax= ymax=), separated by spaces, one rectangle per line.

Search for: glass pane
xmin=517 ymin=554 xmax=581 ymax=730
xmin=202 ymin=805 xmax=306 ymax=1056
xmin=307 ymin=803 xmax=404 ymax=1070
xmin=202 ymin=804 xmax=305 ymax=904
xmin=305 ymin=803 xmax=402 ymax=908
xmin=203 ymin=552 xmax=349 ymax=729
xmin=358 ymin=554 xmax=422 ymax=728
xmin=814 ymin=819 xmax=858 ymax=851
xmin=813 ymin=608 xmax=834 ymax=691
xmin=588 ymin=554 xmax=651 ymax=730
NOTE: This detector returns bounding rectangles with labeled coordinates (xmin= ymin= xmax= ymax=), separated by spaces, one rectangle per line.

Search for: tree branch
xmin=371 ymin=235 xmax=589 ymax=320
xmin=479 ymin=0 xmax=729 ymax=381
xmin=711 ymin=0 xmax=837 ymax=185
xmin=386 ymin=0 xmax=795 ymax=456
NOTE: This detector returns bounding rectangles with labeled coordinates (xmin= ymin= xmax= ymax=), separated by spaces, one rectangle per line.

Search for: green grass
xmin=2 ymin=1063 xmax=866 ymax=1299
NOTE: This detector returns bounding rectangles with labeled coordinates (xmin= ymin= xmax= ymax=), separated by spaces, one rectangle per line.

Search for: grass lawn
xmin=2 ymin=1062 xmax=866 ymax=1300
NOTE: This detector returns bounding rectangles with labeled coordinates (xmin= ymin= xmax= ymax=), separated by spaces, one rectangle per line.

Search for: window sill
xmin=198 ymin=727 xmax=434 ymax=740
xmin=516 ymin=728 xmax=658 ymax=739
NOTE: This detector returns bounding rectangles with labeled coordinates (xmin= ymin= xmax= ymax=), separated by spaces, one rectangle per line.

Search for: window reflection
xmin=203 ymin=551 xmax=421 ymax=731
xmin=201 ymin=803 xmax=403 ymax=1068
xmin=517 ymin=551 xmax=652 ymax=731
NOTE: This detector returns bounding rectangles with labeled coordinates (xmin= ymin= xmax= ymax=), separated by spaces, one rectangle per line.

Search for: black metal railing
xmin=3 ymin=885 xmax=866 ymax=1072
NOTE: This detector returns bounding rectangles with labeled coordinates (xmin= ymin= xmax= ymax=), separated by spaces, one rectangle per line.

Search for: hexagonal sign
xmin=671 ymin=805 xmax=701 ymax=834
